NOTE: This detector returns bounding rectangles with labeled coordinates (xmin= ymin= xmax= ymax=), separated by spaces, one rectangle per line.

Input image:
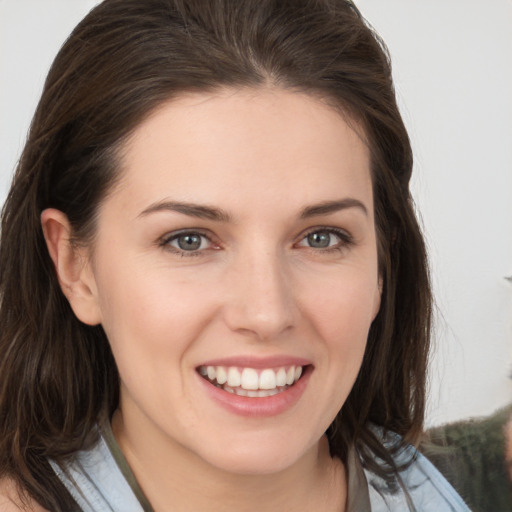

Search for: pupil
xmin=308 ymin=232 xmax=330 ymax=248
xmin=178 ymin=234 xmax=201 ymax=251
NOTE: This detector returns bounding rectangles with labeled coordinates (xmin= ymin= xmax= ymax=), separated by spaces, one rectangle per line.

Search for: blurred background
xmin=1 ymin=0 xmax=511 ymax=427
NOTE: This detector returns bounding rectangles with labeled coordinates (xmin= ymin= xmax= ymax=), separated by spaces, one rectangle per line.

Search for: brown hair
xmin=0 ymin=0 xmax=431 ymax=509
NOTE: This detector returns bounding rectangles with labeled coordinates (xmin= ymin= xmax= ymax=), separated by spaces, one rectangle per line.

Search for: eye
xmin=305 ymin=231 xmax=335 ymax=249
xmin=296 ymin=228 xmax=352 ymax=251
xmin=161 ymin=230 xmax=215 ymax=255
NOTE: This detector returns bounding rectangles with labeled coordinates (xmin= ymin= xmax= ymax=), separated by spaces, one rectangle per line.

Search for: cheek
xmin=94 ymin=264 xmax=220 ymax=374
xmin=295 ymin=272 xmax=377 ymax=429
xmin=298 ymin=266 xmax=379 ymax=398
xmin=300 ymin=269 xmax=379 ymax=344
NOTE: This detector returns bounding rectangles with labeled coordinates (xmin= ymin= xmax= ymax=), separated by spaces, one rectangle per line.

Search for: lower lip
xmin=197 ymin=366 xmax=312 ymax=418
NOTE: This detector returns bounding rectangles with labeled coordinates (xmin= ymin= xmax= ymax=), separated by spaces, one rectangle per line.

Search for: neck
xmin=111 ymin=411 xmax=347 ymax=512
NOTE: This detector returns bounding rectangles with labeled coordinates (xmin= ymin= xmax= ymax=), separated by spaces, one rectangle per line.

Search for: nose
xmin=222 ymin=248 xmax=297 ymax=341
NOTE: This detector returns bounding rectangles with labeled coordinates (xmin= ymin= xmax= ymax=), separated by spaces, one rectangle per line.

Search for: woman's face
xmin=81 ymin=88 xmax=381 ymax=474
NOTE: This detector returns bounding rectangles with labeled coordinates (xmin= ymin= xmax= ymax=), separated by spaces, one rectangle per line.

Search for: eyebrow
xmin=300 ymin=198 xmax=368 ymax=218
xmin=138 ymin=197 xmax=367 ymax=221
xmin=138 ymin=200 xmax=231 ymax=222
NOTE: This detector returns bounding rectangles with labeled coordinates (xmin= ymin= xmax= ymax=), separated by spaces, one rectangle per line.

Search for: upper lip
xmin=197 ymin=355 xmax=312 ymax=369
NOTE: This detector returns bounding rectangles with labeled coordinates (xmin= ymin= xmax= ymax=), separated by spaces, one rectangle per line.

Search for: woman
xmin=0 ymin=0 xmax=469 ymax=510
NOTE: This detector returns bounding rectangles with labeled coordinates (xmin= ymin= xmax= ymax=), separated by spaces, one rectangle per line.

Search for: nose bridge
xmin=223 ymin=244 xmax=296 ymax=340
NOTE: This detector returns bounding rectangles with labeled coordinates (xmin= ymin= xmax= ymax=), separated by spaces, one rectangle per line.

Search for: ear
xmin=41 ymin=208 xmax=102 ymax=326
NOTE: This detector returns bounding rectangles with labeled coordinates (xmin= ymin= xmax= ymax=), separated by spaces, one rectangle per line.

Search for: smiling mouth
xmin=197 ymin=365 xmax=305 ymax=398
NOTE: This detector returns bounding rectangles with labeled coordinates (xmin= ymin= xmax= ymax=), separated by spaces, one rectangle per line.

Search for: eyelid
xmin=295 ymin=226 xmax=354 ymax=250
xmin=159 ymin=228 xmax=220 ymax=256
xmin=158 ymin=226 xmax=353 ymax=257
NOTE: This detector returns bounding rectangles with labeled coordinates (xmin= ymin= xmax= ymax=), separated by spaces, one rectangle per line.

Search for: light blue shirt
xmin=50 ymin=424 xmax=471 ymax=512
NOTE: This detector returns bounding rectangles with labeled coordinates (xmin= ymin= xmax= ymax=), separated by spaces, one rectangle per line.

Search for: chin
xmin=196 ymin=434 xmax=315 ymax=476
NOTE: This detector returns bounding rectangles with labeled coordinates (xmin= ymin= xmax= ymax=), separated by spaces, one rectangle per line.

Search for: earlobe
xmin=41 ymin=209 xmax=102 ymax=326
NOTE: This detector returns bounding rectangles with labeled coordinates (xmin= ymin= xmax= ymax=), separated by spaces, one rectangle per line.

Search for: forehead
xmin=112 ymin=87 xmax=373 ymax=218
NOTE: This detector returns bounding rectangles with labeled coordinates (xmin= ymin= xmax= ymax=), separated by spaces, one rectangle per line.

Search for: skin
xmin=42 ymin=87 xmax=381 ymax=511
xmin=0 ymin=479 xmax=47 ymax=512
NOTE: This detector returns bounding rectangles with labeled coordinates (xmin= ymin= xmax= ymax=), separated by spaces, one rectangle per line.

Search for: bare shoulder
xmin=0 ymin=477 xmax=49 ymax=512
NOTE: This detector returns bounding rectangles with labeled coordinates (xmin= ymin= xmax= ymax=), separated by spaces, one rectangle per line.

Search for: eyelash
xmin=158 ymin=227 xmax=354 ymax=257
xmin=295 ymin=227 xmax=354 ymax=254
xmin=159 ymin=229 xmax=218 ymax=257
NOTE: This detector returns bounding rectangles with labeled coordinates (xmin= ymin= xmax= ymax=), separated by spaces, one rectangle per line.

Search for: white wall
xmin=1 ymin=0 xmax=511 ymax=426
xmin=356 ymin=0 xmax=512 ymax=425
xmin=0 ymin=0 xmax=102 ymax=199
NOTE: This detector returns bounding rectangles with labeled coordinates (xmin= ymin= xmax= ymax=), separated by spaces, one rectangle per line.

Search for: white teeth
xmin=216 ymin=366 xmax=227 ymax=385
xmin=276 ymin=368 xmax=287 ymax=387
xmin=259 ymin=369 xmax=276 ymax=390
xmin=222 ymin=385 xmax=283 ymax=398
xmin=241 ymin=368 xmax=259 ymax=390
xmin=199 ymin=364 xmax=305 ymax=395
xmin=227 ymin=367 xmax=241 ymax=387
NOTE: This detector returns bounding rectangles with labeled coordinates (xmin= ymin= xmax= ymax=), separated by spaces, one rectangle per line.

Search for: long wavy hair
xmin=0 ymin=0 xmax=431 ymax=509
